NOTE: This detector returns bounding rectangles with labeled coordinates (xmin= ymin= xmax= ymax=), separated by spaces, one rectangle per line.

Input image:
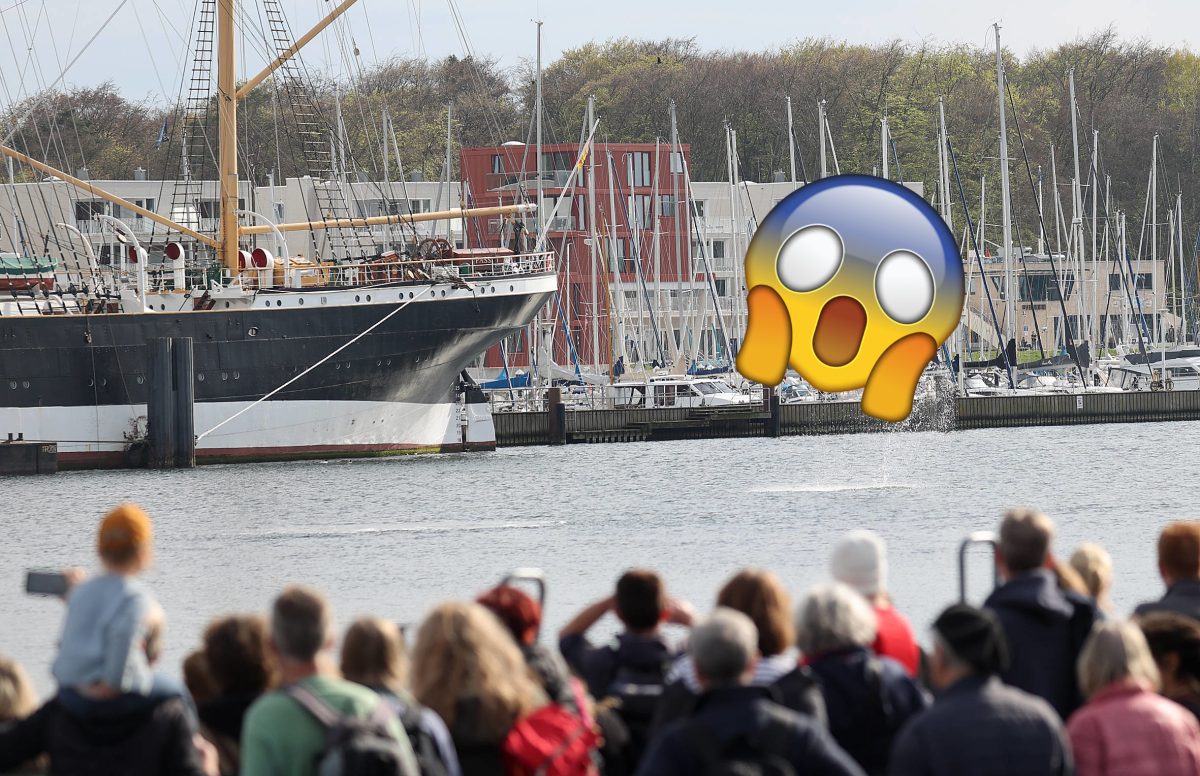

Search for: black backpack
xmin=682 ymin=719 xmax=797 ymax=776
xmin=393 ymin=700 xmax=451 ymax=776
xmin=602 ymin=659 xmax=670 ymax=764
xmin=287 ymin=685 xmax=417 ymax=776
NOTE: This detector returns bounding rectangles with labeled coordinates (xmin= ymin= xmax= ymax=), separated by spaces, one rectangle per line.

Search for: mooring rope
xmin=195 ymin=284 xmax=434 ymax=442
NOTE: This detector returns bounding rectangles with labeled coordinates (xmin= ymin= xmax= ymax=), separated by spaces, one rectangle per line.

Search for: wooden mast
xmin=217 ymin=0 xmax=239 ymax=272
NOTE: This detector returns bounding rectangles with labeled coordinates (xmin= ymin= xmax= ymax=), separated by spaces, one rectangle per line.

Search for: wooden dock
xmin=492 ymin=390 xmax=1200 ymax=447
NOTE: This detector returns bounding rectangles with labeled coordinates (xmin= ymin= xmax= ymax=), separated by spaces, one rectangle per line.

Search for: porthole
xmin=376 ymin=360 xmax=382 ymax=367
xmin=248 ymin=327 xmax=258 ymax=337
xmin=276 ymin=300 xmax=283 ymax=307
xmin=233 ymin=371 xmax=240 ymax=380
xmin=386 ymin=359 xmax=392 ymax=366
xmin=99 ymin=378 xmax=107 ymax=387
xmin=221 ymin=372 xmax=229 ymax=381
xmin=440 ymin=290 xmax=446 ymax=297
xmin=298 ymin=298 xmax=304 ymax=306
xmin=344 ymin=361 xmax=350 ymax=369
xmin=335 ymin=363 xmax=341 ymax=370
xmin=160 ymin=304 xmax=166 ymax=311
xmin=490 ymin=286 xmax=496 ymax=293
xmin=136 ymin=375 xmax=145 ymax=385
xmin=21 ymin=380 xmax=29 ymax=389
xmin=366 ymin=294 xmax=371 ymax=302
xmin=87 ymin=378 xmax=94 ymax=387
xmin=355 ymin=295 xmax=361 ymax=302
xmin=198 ymin=373 xmax=206 ymax=382
xmin=321 ymin=297 xmax=328 ymax=305
xmin=225 ymin=302 xmax=231 ymax=308
xmin=8 ymin=381 xmax=15 ymax=390
xmin=430 ymin=290 xmax=435 ymax=297
xmin=510 ymin=285 xmax=515 ymax=292
xmin=264 ymin=301 xmax=270 ymax=308
xmin=408 ymin=292 xmax=414 ymax=299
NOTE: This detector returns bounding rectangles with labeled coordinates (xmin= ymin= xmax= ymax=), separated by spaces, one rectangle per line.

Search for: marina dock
xmin=493 ymin=390 xmax=1200 ymax=446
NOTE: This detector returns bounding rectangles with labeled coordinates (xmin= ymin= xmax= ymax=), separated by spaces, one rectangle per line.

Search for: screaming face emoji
xmin=736 ymin=175 xmax=964 ymax=422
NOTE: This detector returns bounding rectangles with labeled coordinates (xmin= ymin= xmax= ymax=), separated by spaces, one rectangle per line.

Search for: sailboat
xmin=0 ymin=0 xmax=556 ymax=467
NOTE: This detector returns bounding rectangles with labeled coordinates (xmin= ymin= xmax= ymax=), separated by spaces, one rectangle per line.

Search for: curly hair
xmin=410 ymin=602 xmax=544 ymax=740
xmin=203 ymin=614 xmax=275 ymax=696
xmin=717 ymin=568 xmax=795 ymax=657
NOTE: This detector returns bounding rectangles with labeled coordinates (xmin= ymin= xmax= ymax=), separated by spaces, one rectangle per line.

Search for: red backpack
xmin=502 ymin=703 xmax=599 ymax=776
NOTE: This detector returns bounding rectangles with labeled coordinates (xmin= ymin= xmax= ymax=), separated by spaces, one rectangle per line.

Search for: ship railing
xmin=232 ymin=250 xmax=556 ymax=291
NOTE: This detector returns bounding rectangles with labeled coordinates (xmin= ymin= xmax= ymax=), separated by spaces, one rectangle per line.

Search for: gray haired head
xmin=795 ymin=582 xmax=878 ymax=655
xmin=691 ymin=607 xmax=759 ymax=688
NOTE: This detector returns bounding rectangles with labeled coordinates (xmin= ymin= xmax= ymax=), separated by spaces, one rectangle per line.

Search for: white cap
xmin=830 ymin=529 xmax=887 ymax=596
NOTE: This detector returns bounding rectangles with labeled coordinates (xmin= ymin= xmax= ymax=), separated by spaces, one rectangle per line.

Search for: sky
xmin=0 ymin=0 xmax=1196 ymax=104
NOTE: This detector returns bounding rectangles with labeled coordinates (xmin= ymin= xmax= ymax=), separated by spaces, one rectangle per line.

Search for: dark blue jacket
xmin=635 ymin=685 xmax=865 ymax=776
xmin=807 ymin=647 xmax=930 ymax=776
xmin=888 ymin=674 xmax=1073 ymax=776
xmin=1134 ymin=578 xmax=1200 ymax=621
xmin=558 ymin=631 xmax=674 ymax=701
xmin=984 ymin=569 xmax=1098 ymax=719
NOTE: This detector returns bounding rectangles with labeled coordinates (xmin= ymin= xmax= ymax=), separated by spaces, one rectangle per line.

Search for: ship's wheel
xmin=417 ymin=237 xmax=452 ymax=262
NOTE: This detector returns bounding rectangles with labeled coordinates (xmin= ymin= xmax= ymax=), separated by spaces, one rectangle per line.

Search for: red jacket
xmin=1067 ymin=680 xmax=1200 ymax=776
xmin=872 ymin=605 xmax=920 ymax=677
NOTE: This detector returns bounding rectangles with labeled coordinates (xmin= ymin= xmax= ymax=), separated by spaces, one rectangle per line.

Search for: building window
xmin=670 ymin=151 xmax=684 ymax=174
xmin=659 ymin=195 xmax=677 ymax=218
xmin=491 ymin=154 xmax=504 ymax=174
xmin=634 ymin=194 xmax=652 ymax=226
xmin=712 ymin=240 xmax=726 ymax=259
xmin=715 ymin=279 xmax=728 ymax=296
xmin=692 ymin=200 xmax=706 ymax=218
xmin=75 ymin=200 xmax=107 ymax=221
xmin=630 ymin=152 xmax=651 ymax=187
xmin=1110 ymin=272 xmax=1153 ymax=290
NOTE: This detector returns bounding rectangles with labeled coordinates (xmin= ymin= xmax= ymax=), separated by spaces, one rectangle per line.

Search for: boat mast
xmin=587 ymin=95 xmax=600 ymax=371
xmin=1068 ymin=69 xmax=1087 ymax=349
xmin=786 ymin=96 xmax=797 ymax=188
xmin=535 ymin=20 xmax=544 ymax=237
xmin=1092 ymin=129 xmax=1100 ymax=353
xmin=217 ymin=0 xmax=239 ymax=271
xmin=818 ymin=99 xmax=828 ymax=179
xmin=994 ymin=23 xmax=1015 ymax=350
xmin=880 ymin=115 xmax=889 ymax=180
xmin=1151 ymin=132 xmax=1159 ymax=344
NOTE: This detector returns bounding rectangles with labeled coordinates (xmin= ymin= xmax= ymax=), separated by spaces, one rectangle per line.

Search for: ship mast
xmin=217 ymin=0 xmax=238 ymax=271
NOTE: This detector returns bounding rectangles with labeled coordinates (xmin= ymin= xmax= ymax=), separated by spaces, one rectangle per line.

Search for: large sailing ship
xmin=0 ymin=0 xmax=556 ymax=467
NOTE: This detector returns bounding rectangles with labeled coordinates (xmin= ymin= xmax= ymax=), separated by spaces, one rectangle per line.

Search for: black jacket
xmin=984 ymin=569 xmax=1098 ymax=719
xmin=558 ymin=632 xmax=674 ymax=702
xmin=888 ymin=674 xmax=1073 ymax=776
xmin=0 ymin=696 xmax=206 ymax=776
xmin=1134 ymin=578 xmax=1200 ymax=621
xmin=651 ymin=665 xmax=827 ymax=735
xmin=807 ymin=648 xmax=930 ymax=776
xmin=635 ymin=685 xmax=864 ymax=776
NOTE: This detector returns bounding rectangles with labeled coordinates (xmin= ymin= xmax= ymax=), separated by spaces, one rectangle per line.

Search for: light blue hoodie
xmin=51 ymin=573 xmax=156 ymax=694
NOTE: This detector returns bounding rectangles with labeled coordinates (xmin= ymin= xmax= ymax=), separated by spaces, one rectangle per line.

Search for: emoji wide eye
xmin=776 ymin=225 xmax=843 ymax=292
xmin=875 ymin=250 xmax=934 ymax=324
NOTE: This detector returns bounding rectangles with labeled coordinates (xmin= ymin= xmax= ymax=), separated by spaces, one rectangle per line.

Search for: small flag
xmin=155 ymin=118 xmax=169 ymax=149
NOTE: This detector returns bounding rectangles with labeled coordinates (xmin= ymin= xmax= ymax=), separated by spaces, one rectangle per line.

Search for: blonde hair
xmin=1078 ymin=620 xmax=1161 ymax=698
xmin=0 ymin=655 xmax=37 ymax=723
xmin=410 ymin=602 xmax=544 ymax=739
xmin=341 ymin=618 xmax=407 ymax=694
xmin=1070 ymin=544 xmax=1114 ymax=610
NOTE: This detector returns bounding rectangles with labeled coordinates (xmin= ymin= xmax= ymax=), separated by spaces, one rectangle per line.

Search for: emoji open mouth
xmin=813 ymin=296 xmax=866 ymax=366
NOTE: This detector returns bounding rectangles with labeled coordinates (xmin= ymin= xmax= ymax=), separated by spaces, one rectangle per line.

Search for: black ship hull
xmin=0 ymin=273 xmax=555 ymax=467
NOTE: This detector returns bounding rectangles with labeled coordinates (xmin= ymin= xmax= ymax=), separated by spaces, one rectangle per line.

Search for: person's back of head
xmin=410 ymin=601 xmax=543 ymax=738
xmin=0 ymin=655 xmax=36 ymax=724
xmin=717 ymin=568 xmax=794 ymax=658
xmin=615 ymin=569 xmax=666 ymax=634
xmin=183 ymin=650 xmax=218 ymax=706
xmin=1157 ymin=522 xmax=1200 ymax=585
xmin=691 ymin=608 xmax=759 ymax=690
xmin=795 ymin=582 xmax=877 ymax=656
xmin=999 ymin=509 xmax=1054 ymax=576
xmin=204 ymin=614 xmax=274 ymax=697
xmin=1138 ymin=612 xmax=1200 ymax=694
xmin=929 ymin=604 xmax=1009 ymax=690
xmin=476 ymin=585 xmax=542 ymax=647
xmin=271 ymin=585 xmax=332 ymax=664
xmin=1077 ymin=620 xmax=1161 ymax=699
xmin=341 ymin=617 xmax=407 ymax=695
xmin=97 ymin=503 xmax=154 ymax=573
xmin=1070 ymin=544 xmax=1114 ymax=609
xmin=831 ymin=530 xmax=888 ymax=601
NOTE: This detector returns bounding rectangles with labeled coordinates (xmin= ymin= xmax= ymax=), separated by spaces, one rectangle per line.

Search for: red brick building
xmin=460 ymin=141 xmax=695 ymax=370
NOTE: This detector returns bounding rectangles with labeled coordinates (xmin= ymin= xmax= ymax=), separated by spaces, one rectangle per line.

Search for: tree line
xmin=4 ymin=28 xmax=1199 ymax=240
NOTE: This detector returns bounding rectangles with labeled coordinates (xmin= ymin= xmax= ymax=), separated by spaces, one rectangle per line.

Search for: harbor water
xmin=3 ymin=421 xmax=1191 ymax=694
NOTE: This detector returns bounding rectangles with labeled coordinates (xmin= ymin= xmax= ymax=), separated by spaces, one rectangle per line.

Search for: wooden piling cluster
xmin=146 ymin=337 xmax=197 ymax=469
xmin=492 ymin=390 xmax=1200 ymax=448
